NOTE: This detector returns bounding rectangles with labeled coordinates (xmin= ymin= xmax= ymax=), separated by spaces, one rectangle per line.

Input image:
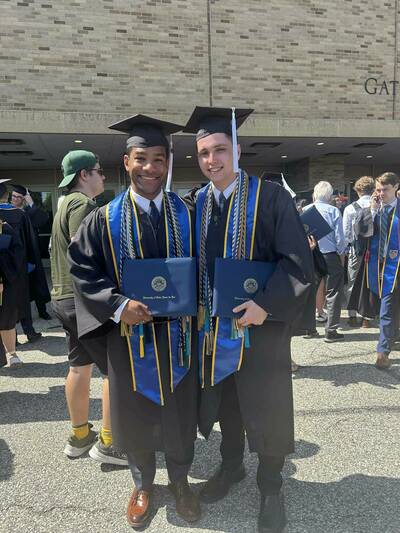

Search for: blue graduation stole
xmin=366 ymin=200 xmax=400 ymax=298
xmin=196 ymin=175 xmax=261 ymax=387
xmin=106 ymin=189 xmax=192 ymax=406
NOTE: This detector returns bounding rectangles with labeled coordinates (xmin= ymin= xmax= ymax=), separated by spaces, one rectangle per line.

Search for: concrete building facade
xmin=1 ymin=0 xmax=400 ymax=203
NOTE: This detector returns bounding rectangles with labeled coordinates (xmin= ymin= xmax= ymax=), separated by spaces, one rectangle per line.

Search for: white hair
xmin=313 ymin=181 xmax=333 ymax=203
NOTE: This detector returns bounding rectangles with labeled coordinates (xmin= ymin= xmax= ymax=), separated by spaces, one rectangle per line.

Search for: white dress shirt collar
xmin=382 ymin=197 xmax=398 ymax=210
xmin=130 ymin=187 xmax=163 ymax=214
xmin=212 ymin=178 xmax=237 ymax=205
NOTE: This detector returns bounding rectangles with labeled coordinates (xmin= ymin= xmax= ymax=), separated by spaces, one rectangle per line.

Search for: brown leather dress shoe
xmin=361 ymin=319 xmax=372 ymax=328
xmin=126 ymin=489 xmax=152 ymax=529
xmin=169 ymin=479 xmax=201 ymax=523
xmin=375 ymin=354 xmax=392 ymax=370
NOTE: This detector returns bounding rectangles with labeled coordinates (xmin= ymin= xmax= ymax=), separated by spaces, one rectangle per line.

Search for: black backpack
xmin=352 ymin=201 xmax=369 ymax=256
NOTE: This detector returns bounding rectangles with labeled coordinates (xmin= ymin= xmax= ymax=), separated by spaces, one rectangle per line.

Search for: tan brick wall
xmin=0 ymin=0 xmax=398 ymax=120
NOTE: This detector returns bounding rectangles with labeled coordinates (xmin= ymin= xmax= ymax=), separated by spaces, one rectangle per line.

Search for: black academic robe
xmin=0 ymin=220 xmax=26 ymax=329
xmin=68 ymin=203 xmax=198 ymax=456
xmin=22 ymin=205 xmax=50 ymax=305
xmin=0 ymin=206 xmax=36 ymax=329
xmin=348 ymin=206 xmax=396 ymax=318
xmin=198 ymin=181 xmax=314 ymax=457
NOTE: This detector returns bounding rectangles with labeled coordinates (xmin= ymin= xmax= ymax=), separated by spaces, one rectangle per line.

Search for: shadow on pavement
xmin=16 ymin=336 xmax=67 ymax=356
xmin=165 ymin=439 xmax=400 ymax=532
xmin=293 ymin=361 xmax=400 ymax=389
xmin=0 ymin=438 xmax=14 ymax=481
xmin=0 ymin=385 xmax=101 ymax=425
xmin=0 ymin=361 xmax=69 ymax=378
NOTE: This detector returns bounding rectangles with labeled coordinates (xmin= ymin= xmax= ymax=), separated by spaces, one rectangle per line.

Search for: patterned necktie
xmin=149 ymin=200 xmax=160 ymax=231
xmin=218 ymin=191 xmax=226 ymax=215
xmin=379 ymin=205 xmax=391 ymax=260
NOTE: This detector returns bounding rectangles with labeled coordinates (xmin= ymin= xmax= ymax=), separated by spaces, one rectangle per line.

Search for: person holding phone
xmin=349 ymin=172 xmax=400 ymax=369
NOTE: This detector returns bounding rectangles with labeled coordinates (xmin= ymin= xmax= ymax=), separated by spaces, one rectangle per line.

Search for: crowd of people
xmin=1 ymin=106 xmax=399 ymax=532
xmin=295 ymin=172 xmax=399 ymax=370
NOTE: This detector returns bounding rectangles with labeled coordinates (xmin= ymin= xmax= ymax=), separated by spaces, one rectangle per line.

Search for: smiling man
xmin=68 ymin=116 xmax=200 ymax=529
xmin=184 ymin=107 xmax=313 ymax=533
xmin=349 ymin=172 xmax=400 ymax=369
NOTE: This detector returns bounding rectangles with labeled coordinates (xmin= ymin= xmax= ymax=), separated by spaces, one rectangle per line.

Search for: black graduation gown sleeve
xmin=253 ymin=184 xmax=314 ymax=323
xmin=67 ymin=207 xmax=128 ymax=338
xmin=24 ymin=214 xmax=50 ymax=303
xmin=24 ymin=205 xmax=49 ymax=231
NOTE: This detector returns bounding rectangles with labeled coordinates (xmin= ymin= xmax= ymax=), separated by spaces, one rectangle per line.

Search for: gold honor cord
xmin=237 ymin=177 xmax=262 ymax=372
xmin=210 ymin=189 xmax=236 ymax=387
xmin=163 ymin=199 xmax=174 ymax=393
xmin=378 ymin=209 xmax=395 ymax=299
xmin=105 ymin=203 xmax=137 ymax=392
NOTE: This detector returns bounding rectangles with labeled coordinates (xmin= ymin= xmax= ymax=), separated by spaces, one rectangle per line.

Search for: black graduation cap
xmin=0 ymin=178 xmax=11 ymax=198
xmin=108 ymin=114 xmax=183 ymax=151
xmin=12 ymin=184 xmax=28 ymax=196
xmin=183 ymin=106 xmax=253 ymax=140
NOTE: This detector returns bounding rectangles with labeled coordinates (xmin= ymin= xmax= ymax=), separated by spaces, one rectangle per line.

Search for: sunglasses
xmin=87 ymin=167 xmax=105 ymax=176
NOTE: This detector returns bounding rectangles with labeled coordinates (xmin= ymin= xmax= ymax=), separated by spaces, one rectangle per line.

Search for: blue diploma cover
xmin=122 ymin=257 xmax=197 ymax=317
xmin=300 ymin=206 xmax=332 ymax=240
xmin=212 ymin=258 xmax=277 ymax=318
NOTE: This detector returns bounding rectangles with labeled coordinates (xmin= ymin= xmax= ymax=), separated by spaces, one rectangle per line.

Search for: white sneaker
xmin=9 ymin=354 xmax=23 ymax=368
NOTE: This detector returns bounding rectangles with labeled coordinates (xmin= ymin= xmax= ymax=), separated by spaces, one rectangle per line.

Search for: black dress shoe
xmin=27 ymin=331 xmax=42 ymax=343
xmin=258 ymin=492 xmax=287 ymax=533
xmin=168 ymin=479 xmax=201 ymax=523
xmin=39 ymin=312 xmax=51 ymax=320
xmin=324 ymin=330 xmax=344 ymax=343
xmin=199 ymin=464 xmax=246 ymax=503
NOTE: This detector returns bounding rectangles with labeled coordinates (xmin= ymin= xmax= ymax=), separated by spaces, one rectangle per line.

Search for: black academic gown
xmin=68 ymin=203 xmax=198 ymax=457
xmin=348 ymin=209 xmax=394 ymax=319
xmin=198 ymin=181 xmax=313 ymax=457
xmin=0 ymin=206 xmax=35 ymax=329
xmin=0 ymin=220 xmax=26 ymax=329
xmin=23 ymin=205 xmax=50 ymax=305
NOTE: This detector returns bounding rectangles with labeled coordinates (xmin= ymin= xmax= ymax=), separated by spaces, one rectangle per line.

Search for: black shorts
xmin=52 ymin=298 xmax=108 ymax=375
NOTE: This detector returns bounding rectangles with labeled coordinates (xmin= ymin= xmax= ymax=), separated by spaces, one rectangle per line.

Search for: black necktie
xmin=218 ymin=192 xmax=226 ymax=215
xmin=149 ymin=200 xmax=160 ymax=231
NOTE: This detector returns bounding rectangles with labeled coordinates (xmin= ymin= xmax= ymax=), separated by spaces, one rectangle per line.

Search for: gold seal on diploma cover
xmin=389 ymin=250 xmax=398 ymax=260
xmin=151 ymin=276 xmax=167 ymax=292
xmin=303 ymin=223 xmax=309 ymax=233
xmin=243 ymin=278 xmax=258 ymax=294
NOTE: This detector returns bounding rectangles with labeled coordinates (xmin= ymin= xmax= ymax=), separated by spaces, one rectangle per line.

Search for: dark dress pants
xmin=20 ymin=301 xmax=35 ymax=336
xmin=0 ymin=341 xmax=7 ymax=367
xmin=377 ymin=290 xmax=400 ymax=355
xmin=323 ymin=252 xmax=344 ymax=333
xmin=127 ymin=444 xmax=194 ymax=491
xmin=218 ymin=375 xmax=285 ymax=495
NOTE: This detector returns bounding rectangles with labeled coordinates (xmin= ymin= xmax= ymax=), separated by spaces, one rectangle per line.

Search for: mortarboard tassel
xmin=231 ymin=107 xmax=239 ymax=175
xmin=244 ymin=326 xmax=250 ymax=348
xmin=165 ymin=135 xmax=174 ymax=192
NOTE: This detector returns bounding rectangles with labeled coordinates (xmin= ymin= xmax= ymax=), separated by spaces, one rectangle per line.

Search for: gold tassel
xmin=139 ymin=334 xmax=145 ymax=358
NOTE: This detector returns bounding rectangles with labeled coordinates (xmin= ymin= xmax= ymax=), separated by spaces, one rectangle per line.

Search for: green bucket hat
xmin=59 ymin=150 xmax=97 ymax=188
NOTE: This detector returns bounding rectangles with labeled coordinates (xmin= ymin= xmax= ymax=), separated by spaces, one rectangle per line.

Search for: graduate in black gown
xmin=348 ymin=172 xmax=400 ymax=369
xmin=183 ymin=107 xmax=313 ymax=533
xmin=11 ymin=184 xmax=51 ymax=323
xmin=68 ymin=115 xmax=200 ymax=529
xmin=0 ymin=179 xmax=36 ymax=366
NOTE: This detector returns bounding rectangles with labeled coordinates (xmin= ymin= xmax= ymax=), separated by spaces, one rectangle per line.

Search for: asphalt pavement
xmin=1 ymin=314 xmax=400 ymax=533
